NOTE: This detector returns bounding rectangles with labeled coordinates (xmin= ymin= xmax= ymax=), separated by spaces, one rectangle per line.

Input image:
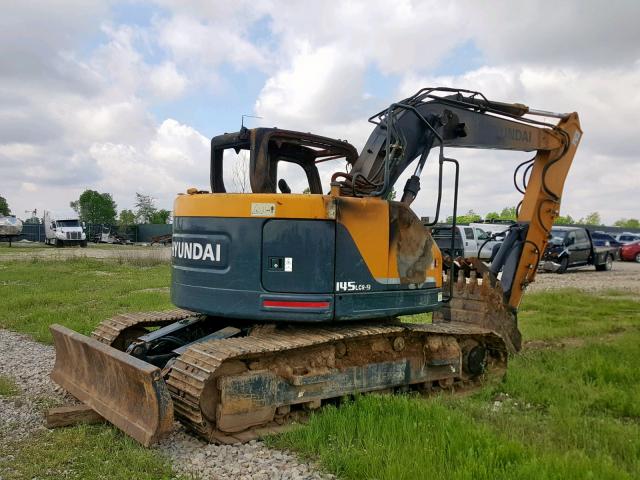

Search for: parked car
xmin=590 ymin=231 xmax=623 ymax=259
xmin=470 ymin=222 xmax=513 ymax=259
xmin=431 ymin=225 xmax=465 ymax=258
xmin=591 ymin=231 xmax=623 ymax=248
xmin=430 ymin=224 xmax=499 ymax=260
xmin=541 ymin=226 xmax=616 ymax=273
xmin=620 ymin=240 xmax=640 ymax=263
xmin=615 ymin=232 xmax=640 ymax=244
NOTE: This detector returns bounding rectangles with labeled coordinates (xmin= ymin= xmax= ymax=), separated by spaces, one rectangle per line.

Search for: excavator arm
xmin=339 ymin=88 xmax=582 ymax=312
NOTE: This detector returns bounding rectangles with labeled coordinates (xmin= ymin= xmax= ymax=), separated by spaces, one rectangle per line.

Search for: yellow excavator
xmin=50 ymin=87 xmax=581 ymax=446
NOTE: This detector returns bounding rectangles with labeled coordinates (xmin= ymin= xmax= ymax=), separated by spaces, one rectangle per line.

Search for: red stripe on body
xmin=263 ymin=300 xmax=330 ymax=309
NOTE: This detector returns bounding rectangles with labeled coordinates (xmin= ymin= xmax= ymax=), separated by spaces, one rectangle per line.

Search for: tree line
xmin=2 ymin=193 xmax=639 ymax=229
xmin=0 ymin=191 xmax=171 ymax=225
xmin=445 ymin=206 xmax=639 ymax=228
xmin=68 ymin=190 xmax=171 ymax=225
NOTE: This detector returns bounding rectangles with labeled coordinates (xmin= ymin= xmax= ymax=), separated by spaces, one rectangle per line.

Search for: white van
xmin=43 ymin=211 xmax=87 ymax=247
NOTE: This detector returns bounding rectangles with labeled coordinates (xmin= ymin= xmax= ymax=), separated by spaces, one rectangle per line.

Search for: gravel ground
xmin=528 ymin=260 xmax=640 ymax=294
xmin=0 ymin=329 xmax=331 ymax=479
xmin=0 ymin=330 xmax=61 ymax=444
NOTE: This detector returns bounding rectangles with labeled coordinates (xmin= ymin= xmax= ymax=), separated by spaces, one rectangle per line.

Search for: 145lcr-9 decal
xmin=336 ymin=281 xmax=372 ymax=292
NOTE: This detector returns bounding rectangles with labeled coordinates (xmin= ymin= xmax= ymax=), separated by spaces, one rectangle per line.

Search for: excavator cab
xmin=172 ymin=128 xmax=443 ymax=323
xmin=210 ymin=128 xmax=357 ymax=194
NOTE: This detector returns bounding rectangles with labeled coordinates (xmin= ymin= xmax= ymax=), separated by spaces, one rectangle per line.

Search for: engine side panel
xmin=262 ymin=219 xmax=335 ymax=294
xmin=172 ymin=193 xmax=442 ymax=322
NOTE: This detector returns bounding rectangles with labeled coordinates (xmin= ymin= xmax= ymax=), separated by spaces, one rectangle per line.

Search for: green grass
xmin=0 ymin=375 xmax=19 ymax=396
xmin=0 ymin=258 xmax=171 ymax=343
xmin=518 ymin=289 xmax=640 ymax=341
xmin=271 ymin=292 xmax=640 ymax=480
xmin=404 ymin=289 xmax=640 ymax=338
xmin=0 ymin=425 xmax=179 ymax=480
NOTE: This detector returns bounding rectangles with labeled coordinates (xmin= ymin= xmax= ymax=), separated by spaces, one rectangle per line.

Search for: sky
xmin=1 ymin=0 xmax=639 ymax=224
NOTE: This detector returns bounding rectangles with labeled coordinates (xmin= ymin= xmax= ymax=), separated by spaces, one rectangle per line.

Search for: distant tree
xmin=554 ymin=214 xmax=575 ymax=225
xmin=232 ymin=152 xmax=250 ymax=193
xmin=134 ymin=193 xmax=157 ymax=224
xmin=579 ymin=212 xmax=602 ymax=226
xmin=499 ymin=206 xmax=517 ymax=221
xmin=484 ymin=206 xmax=517 ymax=222
xmin=446 ymin=209 xmax=482 ymax=224
xmin=24 ymin=216 xmax=41 ymax=224
xmin=70 ymin=190 xmax=117 ymax=224
xmin=302 ymin=187 xmax=311 ymax=194
xmin=118 ymin=209 xmax=136 ymax=226
xmin=614 ymin=218 xmax=640 ymax=228
xmin=149 ymin=209 xmax=171 ymax=224
xmin=0 ymin=195 xmax=10 ymax=216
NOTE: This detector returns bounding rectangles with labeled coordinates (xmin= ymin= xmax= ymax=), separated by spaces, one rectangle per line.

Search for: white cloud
xmin=462 ymin=0 xmax=640 ymax=67
xmin=89 ymin=118 xmax=210 ymax=206
xmin=266 ymin=0 xmax=466 ymax=74
xmin=148 ymin=62 xmax=188 ymax=99
xmin=256 ymin=43 xmax=367 ymax=126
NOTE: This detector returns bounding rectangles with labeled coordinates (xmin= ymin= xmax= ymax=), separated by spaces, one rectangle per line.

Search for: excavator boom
xmin=342 ymin=88 xmax=581 ymax=326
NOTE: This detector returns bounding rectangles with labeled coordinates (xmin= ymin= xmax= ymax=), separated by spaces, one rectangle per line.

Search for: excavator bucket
xmin=50 ymin=324 xmax=174 ymax=446
xmin=433 ymin=258 xmax=522 ymax=354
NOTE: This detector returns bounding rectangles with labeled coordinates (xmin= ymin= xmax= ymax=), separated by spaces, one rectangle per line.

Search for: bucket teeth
xmin=436 ymin=259 xmax=521 ymax=353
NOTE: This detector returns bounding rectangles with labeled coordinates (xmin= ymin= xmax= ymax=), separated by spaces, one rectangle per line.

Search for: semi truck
xmin=43 ymin=211 xmax=87 ymax=247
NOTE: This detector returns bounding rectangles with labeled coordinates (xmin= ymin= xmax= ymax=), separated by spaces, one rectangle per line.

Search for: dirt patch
xmin=523 ymin=326 xmax=637 ymax=351
xmin=132 ymin=287 xmax=170 ymax=294
xmin=0 ymin=245 xmax=171 ymax=263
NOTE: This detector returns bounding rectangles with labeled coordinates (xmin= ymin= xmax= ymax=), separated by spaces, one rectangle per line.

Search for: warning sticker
xmin=251 ymin=202 xmax=276 ymax=217
xmin=284 ymin=257 xmax=293 ymax=272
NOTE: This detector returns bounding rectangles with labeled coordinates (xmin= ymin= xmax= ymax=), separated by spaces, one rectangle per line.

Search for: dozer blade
xmin=50 ymin=324 xmax=173 ymax=446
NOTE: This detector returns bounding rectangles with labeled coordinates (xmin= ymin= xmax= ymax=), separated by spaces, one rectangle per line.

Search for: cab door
xmin=572 ymin=229 xmax=592 ymax=264
xmin=462 ymin=227 xmax=478 ymax=257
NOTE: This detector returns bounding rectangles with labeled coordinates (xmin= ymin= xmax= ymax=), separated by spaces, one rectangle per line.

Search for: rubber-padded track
xmin=89 ymin=310 xmax=506 ymax=444
xmin=91 ymin=309 xmax=196 ymax=345
xmin=165 ymin=321 xmax=505 ymax=443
